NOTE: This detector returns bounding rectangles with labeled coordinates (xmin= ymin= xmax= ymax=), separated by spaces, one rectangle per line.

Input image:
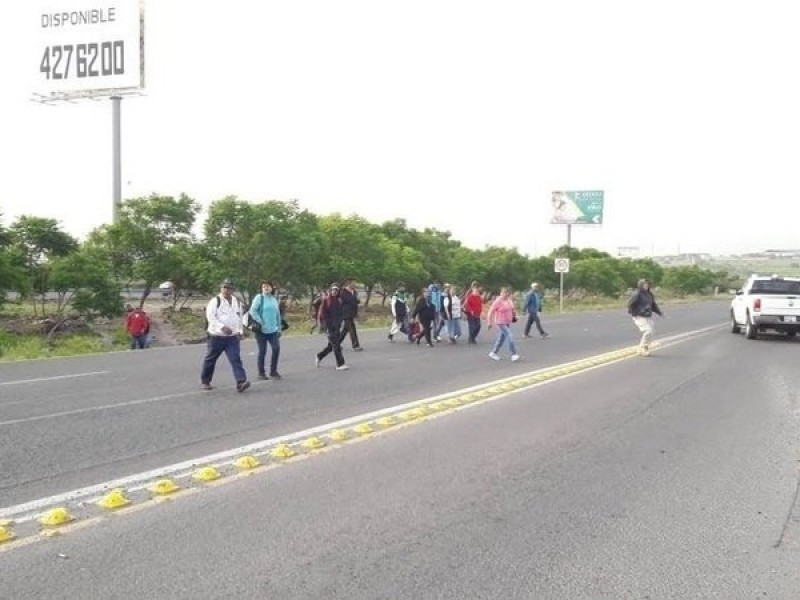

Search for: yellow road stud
xmin=96 ymin=488 xmax=131 ymax=510
xmin=149 ymin=479 xmax=179 ymax=495
xmin=271 ymin=444 xmax=295 ymax=458
xmin=234 ymin=456 xmax=261 ymax=470
xmin=329 ymin=429 xmax=349 ymax=441
xmin=353 ymin=423 xmax=373 ymax=435
xmin=192 ymin=466 xmax=221 ymax=482
xmin=0 ymin=525 xmax=15 ymax=543
xmin=301 ymin=437 xmax=325 ymax=449
xmin=39 ymin=507 xmax=73 ymax=527
xmin=444 ymin=398 xmax=462 ymax=407
xmin=410 ymin=407 xmax=428 ymax=418
xmin=397 ymin=411 xmax=418 ymax=421
xmin=376 ymin=416 xmax=396 ymax=428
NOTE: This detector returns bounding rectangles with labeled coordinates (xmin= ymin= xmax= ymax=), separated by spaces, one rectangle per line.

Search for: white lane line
xmin=0 ymin=323 xmax=723 ymax=522
xmin=1 ymin=371 xmax=110 ymax=386
xmin=0 ymin=390 xmax=200 ymax=428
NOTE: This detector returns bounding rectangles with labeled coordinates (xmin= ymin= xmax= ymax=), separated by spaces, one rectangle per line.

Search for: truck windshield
xmin=750 ymin=280 xmax=800 ymax=295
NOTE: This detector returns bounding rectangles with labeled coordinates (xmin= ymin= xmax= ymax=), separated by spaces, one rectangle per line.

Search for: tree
xmin=9 ymin=215 xmax=78 ymax=316
xmin=569 ymin=258 xmax=626 ymax=297
xmin=662 ymin=266 xmax=716 ymax=295
xmin=103 ymin=194 xmax=201 ymax=307
xmin=202 ymin=198 xmax=323 ymax=305
xmin=0 ymin=213 xmax=25 ymax=308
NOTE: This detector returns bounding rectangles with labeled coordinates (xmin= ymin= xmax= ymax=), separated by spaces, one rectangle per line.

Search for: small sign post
xmin=554 ymin=258 xmax=570 ymax=313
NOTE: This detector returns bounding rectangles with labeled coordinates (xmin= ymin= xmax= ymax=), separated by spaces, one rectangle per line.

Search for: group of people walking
xmin=196 ymin=274 xmax=664 ymax=392
xmin=388 ymin=281 xmax=550 ymax=361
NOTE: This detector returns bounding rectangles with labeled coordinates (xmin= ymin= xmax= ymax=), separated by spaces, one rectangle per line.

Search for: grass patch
xmin=0 ymin=332 xmax=128 ymax=362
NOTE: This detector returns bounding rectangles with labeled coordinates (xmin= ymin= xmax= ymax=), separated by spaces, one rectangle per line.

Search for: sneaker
xmin=511 ymin=354 xmax=521 ymax=362
xmin=336 ymin=364 xmax=350 ymax=371
xmin=426 ymin=343 xmax=433 ymax=348
xmin=315 ymin=357 xmax=321 ymax=368
xmin=541 ymin=333 xmax=550 ymax=339
xmin=522 ymin=334 xmax=531 ymax=339
xmin=488 ymin=352 xmax=500 ymax=361
xmin=257 ymin=374 xmax=269 ymax=380
xmin=353 ymin=347 xmax=364 ymax=352
xmin=200 ymin=383 xmax=213 ymax=391
xmin=269 ymin=372 xmax=282 ymax=379
xmin=435 ymin=336 xmax=442 ymax=342
xmin=236 ymin=380 xmax=251 ymax=393
xmin=388 ymin=334 xmax=394 ymax=342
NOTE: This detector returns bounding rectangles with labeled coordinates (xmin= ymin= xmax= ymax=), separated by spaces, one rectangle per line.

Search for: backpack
xmin=243 ymin=295 xmax=263 ymax=333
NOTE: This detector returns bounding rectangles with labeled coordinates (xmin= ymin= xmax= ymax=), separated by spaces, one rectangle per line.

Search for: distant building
xmin=617 ymin=246 xmax=641 ymax=258
xmin=763 ymin=249 xmax=800 ymax=258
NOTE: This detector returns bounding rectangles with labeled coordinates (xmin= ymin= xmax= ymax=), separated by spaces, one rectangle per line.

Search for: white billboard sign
xmin=34 ymin=0 xmax=144 ymax=98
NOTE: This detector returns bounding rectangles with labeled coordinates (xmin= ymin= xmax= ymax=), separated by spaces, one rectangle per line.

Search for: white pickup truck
xmin=730 ymin=275 xmax=800 ymax=339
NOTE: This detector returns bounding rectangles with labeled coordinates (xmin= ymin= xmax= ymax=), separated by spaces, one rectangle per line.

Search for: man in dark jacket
xmin=338 ymin=279 xmax=363 ymax=351
xmin=316 ymin=283 xmax=349 ymax=370
xmin=627 ymin=278 xmax=663 ymax=356
xmin=411 ymin=287 xmax=437 ymax=347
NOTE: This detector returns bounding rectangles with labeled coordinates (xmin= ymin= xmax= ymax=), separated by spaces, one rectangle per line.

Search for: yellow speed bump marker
xmin=301 ymin=437 xmax=325 ymax=450
xmin=271 ymin=444 xmax=295 ymax=459
xmin=192 ymin=466 xmax=221 ymax=482
xmin=0 ymin=525 xmax=15 ymax=543
xmin=376 ymin=416 xmax=396 ymax=428
xmin=410 ymin=407 xmax=428 ymax=418
xmin=96 ymin=488 xmax=131 ymax=510
xmin=329 ymin=429 xmax=349 ymax=442
xmin=397 ymin=410 xmax=418 ymax=422
xmin=353 ymin=423 xmax=373 ymax=435
xmin=149 ymin=479 xmax=180 ymax=496
xmin=39 ymin=507 xmax=73 ymax=527
xmin=234 ymin=455 xmax=261 ymax=470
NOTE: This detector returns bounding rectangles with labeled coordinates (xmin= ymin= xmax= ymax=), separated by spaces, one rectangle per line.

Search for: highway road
xmin=3 ymin=301 xmax=800 ymax=597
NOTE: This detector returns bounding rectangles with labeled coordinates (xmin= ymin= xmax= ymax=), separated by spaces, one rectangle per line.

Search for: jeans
xmin=255 ymin=331 xmax=281 ymax=375
xmin=491 ymin=324 xmax=518 ymax=356
xmin=201 ymin=335 xmax=247 ymax=385
xmin=130 ymin=334 xmax=148 ymax=349
xmin=446 ymin=318 xmax=462 ymax=339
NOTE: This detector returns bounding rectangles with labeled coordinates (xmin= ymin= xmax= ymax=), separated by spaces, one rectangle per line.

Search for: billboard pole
xmin=111 ymin=95 xmax=122 ymax=224
xmin=566 ymin=223 xmax=572 ymax=249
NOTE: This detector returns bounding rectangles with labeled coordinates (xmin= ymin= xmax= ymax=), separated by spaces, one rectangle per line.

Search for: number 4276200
xmin=40 ymin=41 xmax=125 ymax=80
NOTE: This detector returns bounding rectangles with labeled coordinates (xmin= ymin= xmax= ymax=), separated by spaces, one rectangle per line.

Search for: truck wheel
xmin=745 ymin=314 xmax=758 ymax=340
xmin=730 ymin=311 xmax=740 ymax=334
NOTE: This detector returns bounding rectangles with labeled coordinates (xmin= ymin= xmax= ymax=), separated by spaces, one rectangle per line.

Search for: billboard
xmin=33 ymin=0 xmax=144 ymax=98
xmin=550 ymin=190 xmax=604 ymax=225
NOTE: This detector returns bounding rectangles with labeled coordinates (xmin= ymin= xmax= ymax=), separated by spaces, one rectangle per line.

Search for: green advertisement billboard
xmin=550 ymin=190 xmax=604 ymax=225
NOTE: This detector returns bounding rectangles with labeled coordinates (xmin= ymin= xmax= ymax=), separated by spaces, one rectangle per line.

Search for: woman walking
xmin=486 ymin=287 xmax=521 ymax=362
xmin=249 ymin=280 xmax=283 ymax=379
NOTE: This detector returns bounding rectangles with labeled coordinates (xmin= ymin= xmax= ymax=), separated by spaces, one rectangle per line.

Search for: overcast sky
xmin=2 ymin=0 xmax=799 ymax=257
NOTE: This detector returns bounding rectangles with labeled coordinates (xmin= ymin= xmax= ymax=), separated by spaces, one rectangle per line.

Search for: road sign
xmin=550 ymin=191 xmax=604 ymax=225
xmin=554 ymin=258 xmax=570 ymax=273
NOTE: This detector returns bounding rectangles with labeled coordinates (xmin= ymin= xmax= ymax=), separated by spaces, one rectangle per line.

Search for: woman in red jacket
xmin=462 ymin=282 xmax=483 ymax=344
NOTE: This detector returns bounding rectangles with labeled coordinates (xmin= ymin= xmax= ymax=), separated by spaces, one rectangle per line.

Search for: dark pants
xmin=255 ymin=331 xmax=281 ymax=375
xmin=201 ymin=335 xmax=247 ymax=385
xmin=339 ymin=318 xmax=361 ymax=348
xmin=524 ymin=312 xmax=546 ymax=336
xmin=467 ymin=314 xmax=481 ymax=343
xmin=130 ymin=334 xmax=148 ymax=349
xmin=317 ymin=328 xmax=345 ymax=367
xmin=415 ymin=318 xmax=434 ymax=345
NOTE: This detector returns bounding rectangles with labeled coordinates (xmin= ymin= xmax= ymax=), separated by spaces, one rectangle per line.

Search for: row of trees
xmin=0 ymin=195 xmax=738 ymax=322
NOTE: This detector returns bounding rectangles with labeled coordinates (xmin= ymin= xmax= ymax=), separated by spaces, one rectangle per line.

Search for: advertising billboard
xmin=550 ymin=190 xmax=604 ymax=225
xmin=33 ymin=0 xmax=144 ymax=98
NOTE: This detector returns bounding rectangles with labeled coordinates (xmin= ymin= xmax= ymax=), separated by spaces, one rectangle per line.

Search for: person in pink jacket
xmin=486 ymin=287 xmax=521 ymax=362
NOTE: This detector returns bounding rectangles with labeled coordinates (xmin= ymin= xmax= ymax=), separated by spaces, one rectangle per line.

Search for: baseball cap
xmin=221 ymin=278 xmax=235 ymax=288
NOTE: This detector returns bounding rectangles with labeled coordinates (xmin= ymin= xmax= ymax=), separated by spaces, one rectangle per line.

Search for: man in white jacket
xmin=200 ymin=278 xmax=250 ymax=392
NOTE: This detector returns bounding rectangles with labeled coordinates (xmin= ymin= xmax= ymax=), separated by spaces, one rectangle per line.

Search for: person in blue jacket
xmin=522 ymin=282 xmax=549 ymax=339
xmin=249 ymin=280 xmax=284 ymax=379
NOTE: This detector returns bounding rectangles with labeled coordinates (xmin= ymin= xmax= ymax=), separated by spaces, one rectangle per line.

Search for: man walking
xmin=316 ymin=283 xmax=349 ymax=370
xmin=627 ymin=278 xmax=663 ymax=356
xmin=339 ymin=278 xmax=363 ymax=351
xmin=200 ymin=279 xmax=250 ymax=392
xmin=522 ymin=283 xmax=549 ymax=339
